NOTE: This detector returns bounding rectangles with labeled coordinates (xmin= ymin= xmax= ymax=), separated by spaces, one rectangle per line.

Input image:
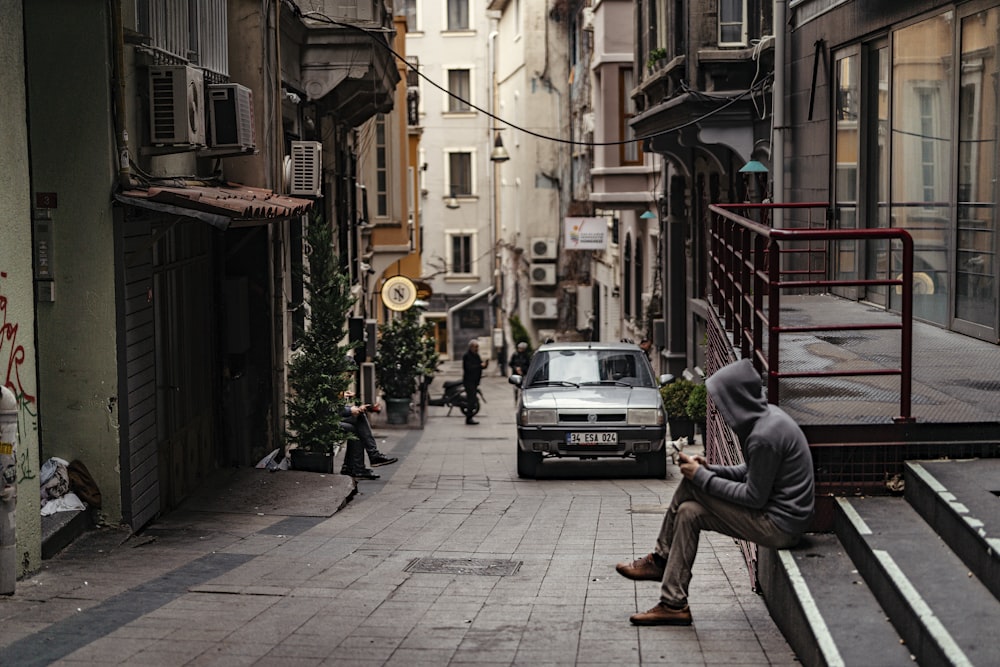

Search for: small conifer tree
xmin=286 ymin=215 xmax=356 ymax=452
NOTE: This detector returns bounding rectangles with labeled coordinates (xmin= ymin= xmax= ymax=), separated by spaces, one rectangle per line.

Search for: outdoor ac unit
xmin=529 ymin=264 xmax=557 ymax=286
xmin=530 ymin=238 xmax=557 ymax=261
xmin=529 ymin=297 xmax=558 ymax=319
xmin=208 ymin=83 xmax=255 ymax=151
xmin=287 ymin=141 xmax=322 ymax=197
xmin=148 ymin=65 xmax=205 ymax=146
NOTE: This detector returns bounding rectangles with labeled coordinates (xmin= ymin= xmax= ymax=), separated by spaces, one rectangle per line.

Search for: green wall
xmin=0 ymin=0 xmax=42 ymax=575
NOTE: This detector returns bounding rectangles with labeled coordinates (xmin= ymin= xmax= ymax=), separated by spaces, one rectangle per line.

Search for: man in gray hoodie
xmin=616 ymin=359 xmax=814 ymax=625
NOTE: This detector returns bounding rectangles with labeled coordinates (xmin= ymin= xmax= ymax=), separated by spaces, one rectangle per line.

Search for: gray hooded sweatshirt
xmin=692 ymin=360 xmax=815 ymax=535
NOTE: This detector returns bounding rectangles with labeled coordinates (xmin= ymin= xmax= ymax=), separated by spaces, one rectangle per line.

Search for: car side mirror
xmin=508 ymin=374 xmax=522 ymax=387
xmin=659 ymin=373 xmax=675 ymax=386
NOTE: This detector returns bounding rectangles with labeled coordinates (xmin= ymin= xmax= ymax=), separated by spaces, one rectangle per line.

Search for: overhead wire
xmin=286 ymin=1 xmax=774 ymax=150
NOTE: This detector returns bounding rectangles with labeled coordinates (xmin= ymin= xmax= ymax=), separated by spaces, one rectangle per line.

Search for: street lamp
xmin=490 ymin=132 xmax=509 ymax=163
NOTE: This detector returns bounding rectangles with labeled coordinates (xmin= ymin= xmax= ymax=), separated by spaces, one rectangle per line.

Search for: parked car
xmin=508 ymin=342 xmax=670 ymax=478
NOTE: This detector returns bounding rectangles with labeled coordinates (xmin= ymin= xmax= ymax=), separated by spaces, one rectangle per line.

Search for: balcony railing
xmin=707 ymin=202 xmax=915 ymax=422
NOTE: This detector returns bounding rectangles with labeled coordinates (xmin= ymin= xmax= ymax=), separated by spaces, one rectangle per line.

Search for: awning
xmin=115 ymin=182 xmax=315 ymax=230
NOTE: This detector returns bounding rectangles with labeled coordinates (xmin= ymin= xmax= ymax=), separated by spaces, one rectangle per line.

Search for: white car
xmin=509 ymin=342 xmax=670 ymax=478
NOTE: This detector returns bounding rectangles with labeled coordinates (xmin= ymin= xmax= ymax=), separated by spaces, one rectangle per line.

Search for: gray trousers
xmin=654 ymin=478 xmax=800 ymax=607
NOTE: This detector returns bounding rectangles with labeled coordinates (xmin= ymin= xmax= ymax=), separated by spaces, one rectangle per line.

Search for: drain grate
xmin=404 ymin=557 xmax=521 ymax=576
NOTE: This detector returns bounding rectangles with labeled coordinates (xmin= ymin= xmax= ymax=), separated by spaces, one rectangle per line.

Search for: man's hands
xmin=676 ymin=451 xmax=707 ymax=480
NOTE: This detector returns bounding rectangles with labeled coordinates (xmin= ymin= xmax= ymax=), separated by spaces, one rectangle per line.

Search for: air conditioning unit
xmin=208 ymin=83 xmax=255 ymax=151
xmin=529 ymin=264 xmax=557 ymax=286
xmin=286 ymin=141 xmax=323 ymax=197
xmin=529 ymin=297 xmax=558 ymax=319
xmin=148 ymin=65 xmax=205 ymax=146
xmin=530 ymin=238 xmax=557 ymax=261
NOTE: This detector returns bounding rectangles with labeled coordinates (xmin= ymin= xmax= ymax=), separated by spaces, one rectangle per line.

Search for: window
xmin=374 ymin=114 xmax=389 ymax=217
xmin=404 ymin=0 xmax=417 ymax=32
xmin=623 ymin=235 xmax=632 ymax=318
xmin=447 ymin=69 xmax=471 ymax=112
xmin=718 ymin=0 xmax=747 ymax=47
xmin=447 ymin=0 xmax=469 ymax=31
xmin=447 ymin=231 xmax=475 ymax=275
xmin=634 ymin=238 xmax=644 ymax=320
xmin=446 ymin=150 xmax=474 ymax=197
xmin=620 ymin=68 xmax=642 ymax=165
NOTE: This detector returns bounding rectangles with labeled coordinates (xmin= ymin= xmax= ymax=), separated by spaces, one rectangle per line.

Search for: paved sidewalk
xmin=0 ymin=368 xmax=796 ymax=666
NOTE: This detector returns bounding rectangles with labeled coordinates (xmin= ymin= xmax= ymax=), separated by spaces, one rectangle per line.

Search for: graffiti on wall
xmin=0 ymin=270 xmax=38 ymax=483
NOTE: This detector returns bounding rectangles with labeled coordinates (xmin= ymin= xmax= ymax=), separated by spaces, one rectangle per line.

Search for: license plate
xmin=566 ymin=432 xmax=617 ymax=444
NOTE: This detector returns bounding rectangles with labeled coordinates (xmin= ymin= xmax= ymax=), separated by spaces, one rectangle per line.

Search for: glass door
xmin=953 ymin=7 xmax=999 ymax=340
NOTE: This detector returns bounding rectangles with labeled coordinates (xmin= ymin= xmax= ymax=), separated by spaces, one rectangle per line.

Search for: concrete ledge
xmin=41 ymin=509 xmax=93 ymax=560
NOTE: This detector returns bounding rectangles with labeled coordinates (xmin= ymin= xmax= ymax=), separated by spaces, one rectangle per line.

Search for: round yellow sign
xmin=381 ymin=275 xmax=418 ymax=311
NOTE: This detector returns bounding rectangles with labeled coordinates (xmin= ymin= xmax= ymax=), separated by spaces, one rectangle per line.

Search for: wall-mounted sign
xmin=563 ymin=217 xmax=608 ymax=250
xmin=381 ymin=275 xmax=418 ymax=311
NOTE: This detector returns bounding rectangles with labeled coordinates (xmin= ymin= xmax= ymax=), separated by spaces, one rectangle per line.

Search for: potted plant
xmin=686 ymin=383 xmax=708 ymax=437
xmin=659 ymin=377 xmax=696 ymax=441
xmin=647 ymin=47 xmax=668 ymax=73
xmin=285 ymin=214 xmax=356 ymax=471
xmin=375 ymin=306 xmax=437 ymax=425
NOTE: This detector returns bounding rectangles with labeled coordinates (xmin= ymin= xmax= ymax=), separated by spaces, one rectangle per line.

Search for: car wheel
xmin=517 ymin=449 xmax=542 ymax=478
xmin=637 ymin=449 xmax=667 ymax=479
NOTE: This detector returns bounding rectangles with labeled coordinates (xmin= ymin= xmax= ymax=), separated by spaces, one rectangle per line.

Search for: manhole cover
xmin=404 ymin=557 xmax=521 ymax=576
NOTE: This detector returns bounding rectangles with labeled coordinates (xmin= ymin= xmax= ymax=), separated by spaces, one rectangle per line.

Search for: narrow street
xmin=0 ymin=370 xmax=796 ymax=666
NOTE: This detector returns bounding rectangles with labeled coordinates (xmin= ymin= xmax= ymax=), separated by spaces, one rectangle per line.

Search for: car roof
xmin=535 ymin=341 xmax=643 ymax=352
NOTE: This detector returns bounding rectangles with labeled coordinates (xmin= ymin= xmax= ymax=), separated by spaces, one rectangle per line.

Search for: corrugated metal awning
xmin=115 ymin=182 xmax=315 ymax=230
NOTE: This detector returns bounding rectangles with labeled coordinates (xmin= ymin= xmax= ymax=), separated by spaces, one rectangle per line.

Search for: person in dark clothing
xmin=616 ymin=359 xmax=814 ymax=626
xmin=462 ymin=339 xmax=488 ymax=425
xmin=339 ymin=402 xmax=381 ymax=479
xmin=508 ymin=342 xmax=531 ymax=376
xmin=508 ymin=341 xmax=532 ymax=403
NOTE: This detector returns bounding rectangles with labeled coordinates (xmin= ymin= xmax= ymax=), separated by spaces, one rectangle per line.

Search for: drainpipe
xmin=1 ymin=386 xmax=18 ymax=595
xmin=772 ymin=0 xmax=787 ymax=228
xmin=447 ymin=286 xmax=495 ymax=363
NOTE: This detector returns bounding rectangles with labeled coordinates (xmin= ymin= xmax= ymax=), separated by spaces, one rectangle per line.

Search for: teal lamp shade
xmin=639 ymin=210 xmax=657 ymax=219
xmin=739 ymin=160 xmax=769 ymax=173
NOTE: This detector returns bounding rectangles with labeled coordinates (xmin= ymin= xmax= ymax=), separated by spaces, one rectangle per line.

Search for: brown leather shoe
xmin=615 ymin=553 xmax=665 ymax=581
xmin=629 ymin=602 xmax=692 ymax=626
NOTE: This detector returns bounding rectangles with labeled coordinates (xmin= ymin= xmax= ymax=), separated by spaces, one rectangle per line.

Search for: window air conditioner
xmin=287 ymin=141 xmax=323 ymax=197
xmin=148 ymin=65 xmax=206 ymax=146
xmin=529 ymin=297 xmax=558 ymax=319
xmin=529 ymin=238 xmax=557 ymax=261
xmin=208 ymin=84 xmax=255 ymax=151
xmin=529 ymin=264 xmax=557 ymax=286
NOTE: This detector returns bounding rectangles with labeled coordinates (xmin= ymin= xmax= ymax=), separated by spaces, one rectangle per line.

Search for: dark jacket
xmin=508 ymin=351 xmax=531 ymax=375
xmin=694 ymin=360 xmax=815 ymax=535
xmin=463 ymin=349 xmax=484 ymax=387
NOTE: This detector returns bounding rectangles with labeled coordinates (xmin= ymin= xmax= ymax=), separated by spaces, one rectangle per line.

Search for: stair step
xmin=760 ymin=534 xmax=914 ymax=667
xmin=836 ymin=496 xmax=1000 ymax=666
xmin=905 ymin=459 xmax=1000 ymax=602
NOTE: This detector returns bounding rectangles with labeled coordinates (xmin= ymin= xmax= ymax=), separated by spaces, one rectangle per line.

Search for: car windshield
xmin=524 ymin=349 xmax=655 ymax=388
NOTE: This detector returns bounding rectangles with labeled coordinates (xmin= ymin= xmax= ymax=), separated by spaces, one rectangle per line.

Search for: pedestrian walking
xmin=616 ymin=359 xmax=814 ymax=626
xmin=462 ymin=339 xmax=488 ymax=425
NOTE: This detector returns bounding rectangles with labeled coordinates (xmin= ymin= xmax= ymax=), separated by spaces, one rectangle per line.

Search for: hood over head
xmin=705 ymin=360 xmax=768 ymax=438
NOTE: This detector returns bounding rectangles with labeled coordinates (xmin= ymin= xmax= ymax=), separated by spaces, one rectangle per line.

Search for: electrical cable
xmin=286 ymin=1 xmax=773 ymax=149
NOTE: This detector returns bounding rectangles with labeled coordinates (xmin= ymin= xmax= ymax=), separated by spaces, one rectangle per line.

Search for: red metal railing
xmin=708 ymin=203 xmax=915 ymax=422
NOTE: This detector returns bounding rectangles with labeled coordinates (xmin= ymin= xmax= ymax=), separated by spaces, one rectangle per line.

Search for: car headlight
xmin=521 ymin=409 xmax=558 ymax=425
xmin=628 ymin=409 xmax=664 ymax=426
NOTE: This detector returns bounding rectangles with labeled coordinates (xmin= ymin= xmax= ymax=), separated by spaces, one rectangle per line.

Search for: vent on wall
xmin=148 ymin=65 xmax=205 ymax=146
xmin=530 ymin=264 xmax=557 ymax=286
xmin=529 ymin=238 xmax=557 ymax=261
xmin=208 ymin=84 xmax=255 ymax=151
xmin=285 ymin=141 xmax=323 ymax=197
xmin=529 ymin=297 xmax=558 ymax=319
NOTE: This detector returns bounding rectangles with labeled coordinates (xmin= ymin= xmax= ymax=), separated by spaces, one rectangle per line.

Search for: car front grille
xmin=559 ymin=413 xmax=626 ymax=423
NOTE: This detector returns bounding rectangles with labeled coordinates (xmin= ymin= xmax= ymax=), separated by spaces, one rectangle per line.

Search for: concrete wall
xmin=0 ymin=0 xmax=42 ymax=575
xmin=24 ymin=2 xmax=122 ymax=528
